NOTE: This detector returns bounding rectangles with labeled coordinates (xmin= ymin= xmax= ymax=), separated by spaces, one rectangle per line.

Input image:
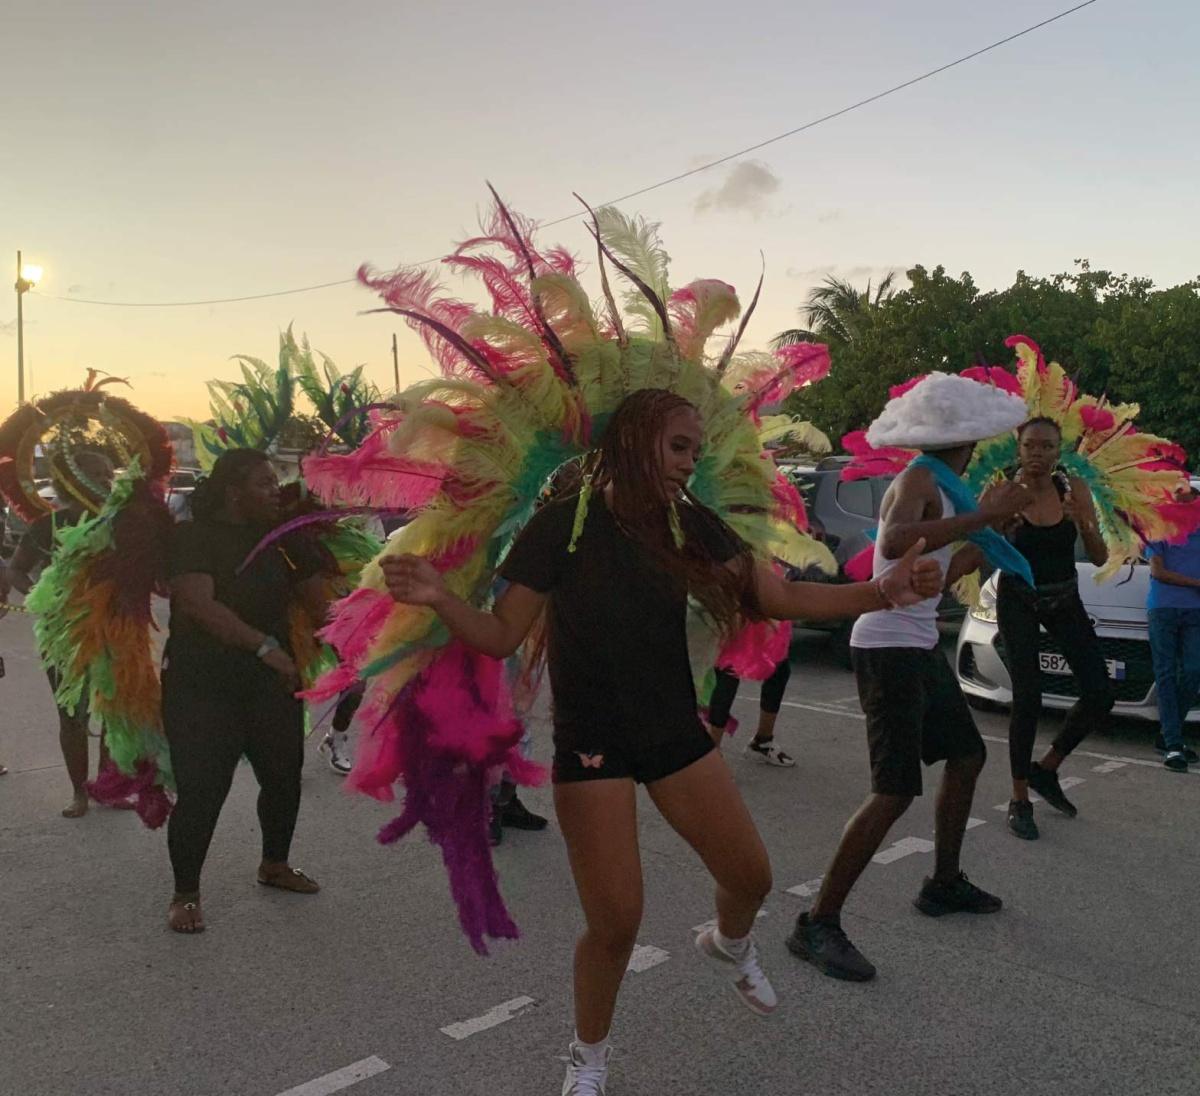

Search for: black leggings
xmin=707 ymin=659 xmax=792 ymax=730
xmin=997 ymin=577 xmax=1114 ymax=781
xmin=164 ymin=663 xmax=304 ymax=894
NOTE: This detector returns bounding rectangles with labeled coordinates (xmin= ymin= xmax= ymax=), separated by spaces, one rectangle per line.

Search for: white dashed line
xmin=778 ymin=700 xmax=865 ymax=721
xmin=1092 ymin=760 xmax=1127 ymax=774
xmin=440 ymin=997 xmax=538 ymax=1040
xmin=966 ymin=817 xmax=988 ymax=830
xmin=785 ymin=877 xmax=824 ymax=898
xmin=977 ymin=733 xmax=1177 ymax=773
xmin=626 ymin=945 xmax=671 ymax=973
xmin=872 ymin=836 xmax=935 ymax=864
xmin=275 ymin=1057 xmax=390 ymax=1096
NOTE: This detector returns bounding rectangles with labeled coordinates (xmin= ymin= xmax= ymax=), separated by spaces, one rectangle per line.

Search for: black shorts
xmin=552 ymin=720 xmax=715 ymax=785
xmin=851 ymin=646 xmax=985 ymax=797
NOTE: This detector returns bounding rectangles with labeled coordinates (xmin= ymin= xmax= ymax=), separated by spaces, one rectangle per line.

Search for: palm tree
xmin=771 ymin=272 xmax=898 ymax=348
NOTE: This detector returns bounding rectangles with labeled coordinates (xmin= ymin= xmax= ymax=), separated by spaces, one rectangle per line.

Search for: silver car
xmin=956 ymin=559 xmax=1199 ymax=725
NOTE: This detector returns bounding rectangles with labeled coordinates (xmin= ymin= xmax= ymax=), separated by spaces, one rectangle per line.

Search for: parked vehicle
xmin=166 ymin=467 xmax=204 ymax=522
xmin=779 ymin=458 xmax=962 ymax=662
xmin=956 ymin=541 xmax=1200 ymax=725
xmin=2 ymin=480 xmax=57 ymax=557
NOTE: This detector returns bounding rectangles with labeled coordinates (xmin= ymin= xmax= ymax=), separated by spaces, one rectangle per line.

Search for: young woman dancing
xmin=382 ymin=389 xmax=941 ymax=1095
xmin=1000 ymin=417 xmax=1113 ymax=839
xmin=164 ymin=449 xmax=329 ymax=932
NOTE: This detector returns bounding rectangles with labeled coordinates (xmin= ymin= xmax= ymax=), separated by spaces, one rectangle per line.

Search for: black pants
xmin=997 ymin=577 xmax=1114 ymax=781
xmin=163 ymin=662 xmax=304 ymax=894
xmin=707 ymin=659 xmax=791 ymax=730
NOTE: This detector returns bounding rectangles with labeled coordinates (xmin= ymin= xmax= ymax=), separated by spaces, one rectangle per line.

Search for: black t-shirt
xmin=500 ymin=494 xmax=739 ymax=749
xmin=166 ymin=518 xmax=325 ymax=669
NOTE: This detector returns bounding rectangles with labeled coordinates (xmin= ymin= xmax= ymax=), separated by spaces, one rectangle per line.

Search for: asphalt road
xmin=2 ymin=611 xmax=1197 ymax=1096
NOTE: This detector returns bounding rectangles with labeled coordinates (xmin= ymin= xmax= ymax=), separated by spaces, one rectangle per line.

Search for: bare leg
xmin=811 ymin=792 xmax=913 ymax=918
xmin=1037 ymin=745 xmax=1065 ymax=773
xmin=1010 ymin=776 xmax=1029 ymax=803
xmin=933 ymin=753 xmax=984 ymax=882
xmin=555 ymin=779 xmax=642 ymax=1044
xmin=752 ymin=709 xmax=779 ymax=745
xmin=647 ymin=750 xmax=771 ymax=939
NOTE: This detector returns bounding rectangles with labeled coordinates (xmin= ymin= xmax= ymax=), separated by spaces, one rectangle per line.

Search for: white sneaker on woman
xmin=561 ymin=1042 xmax=610 ymax=1095
xmin=318 ymin=731 xmax=352 ymax=775
xmin=695 ymin=928 xmax=778 ymax=1015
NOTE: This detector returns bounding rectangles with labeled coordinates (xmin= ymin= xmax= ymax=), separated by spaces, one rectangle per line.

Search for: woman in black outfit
xmin=706 ymin=659 xmax=795 ymax=766
xmin=999 ymin=417 xmax=1113 ymax=840
xmin=164 ymin=449 xmax=329 ymax=933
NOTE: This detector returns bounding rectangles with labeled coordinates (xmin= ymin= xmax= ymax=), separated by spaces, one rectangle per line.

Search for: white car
xmin=956 ymin=559 xmax=1198 ymax=725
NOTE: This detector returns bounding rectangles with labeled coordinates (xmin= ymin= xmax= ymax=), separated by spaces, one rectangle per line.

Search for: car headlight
xmin=970 ymin=584 xmax=998 ymax=623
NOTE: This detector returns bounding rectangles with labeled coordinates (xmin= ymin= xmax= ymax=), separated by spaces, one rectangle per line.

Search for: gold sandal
xmin=257 ymin=866 xmax=320 ymax=894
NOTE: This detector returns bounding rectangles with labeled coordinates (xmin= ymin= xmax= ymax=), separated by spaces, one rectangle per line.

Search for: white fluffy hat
xmin=866 ymin=372 xmax=1028 ymax=450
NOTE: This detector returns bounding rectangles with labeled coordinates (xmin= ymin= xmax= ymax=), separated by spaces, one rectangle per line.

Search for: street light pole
xmin=14 ymin=250 xmax=41 ymax=405
xmin=15 ymin=250 xmax=25 ymax=405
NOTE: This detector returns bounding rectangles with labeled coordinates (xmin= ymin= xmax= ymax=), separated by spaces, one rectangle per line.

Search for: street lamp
xmin=15 ymin=250 xmax=42 ymax=404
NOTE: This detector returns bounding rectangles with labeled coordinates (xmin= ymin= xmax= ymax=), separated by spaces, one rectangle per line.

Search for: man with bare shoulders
xmin=787 ymin=373 xmax=1031 ymax=982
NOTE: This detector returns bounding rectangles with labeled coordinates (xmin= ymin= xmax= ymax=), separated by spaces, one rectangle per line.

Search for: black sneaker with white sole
xmin=1028 ymin=763 xmax=1077 ymax=817
xmin=914 ymin=871 xmax=1003 ymax=917
xmin=1153 ymin=736 xmax=1198 ymax=761
xmin=786 ymin=912 xmax=876 ymax=981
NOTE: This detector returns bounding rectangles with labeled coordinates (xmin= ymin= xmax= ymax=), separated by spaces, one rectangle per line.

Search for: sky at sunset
xmin=3 ymin=0 xmax=1197 ymax=424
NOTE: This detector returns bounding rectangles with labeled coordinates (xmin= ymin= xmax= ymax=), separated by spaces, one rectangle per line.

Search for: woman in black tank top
xmin=997 ymin=417 xmax=1113 ymax=841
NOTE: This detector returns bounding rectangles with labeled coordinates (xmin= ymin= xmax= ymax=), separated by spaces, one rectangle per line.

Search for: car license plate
xmin=1039 ymin=652 xmax=1125 ymax=681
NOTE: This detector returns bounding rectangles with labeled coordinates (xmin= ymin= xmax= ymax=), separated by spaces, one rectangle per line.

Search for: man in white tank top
xmin=787 ymin=373 xmax=1029 ymax=982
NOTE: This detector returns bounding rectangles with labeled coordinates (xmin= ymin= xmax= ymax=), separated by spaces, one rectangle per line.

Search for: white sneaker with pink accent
xmin=694 ymin=927 xmax=778 ymax=1016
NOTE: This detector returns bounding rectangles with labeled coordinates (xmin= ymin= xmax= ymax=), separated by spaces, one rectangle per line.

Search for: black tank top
xmin=1010 ymin=517 xmax=1078 ymax=586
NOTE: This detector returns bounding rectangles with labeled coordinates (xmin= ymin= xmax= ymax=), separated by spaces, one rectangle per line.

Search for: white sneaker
xmin=318 ymin=731 xmax=352 ymax=775
xmin=561 ymin=1042 xmax=610 ymax=1095
xmin=695 ymin=927 xmax=778 ymax=1016
xmin=744 ymin=739 xmax=795 ymax=768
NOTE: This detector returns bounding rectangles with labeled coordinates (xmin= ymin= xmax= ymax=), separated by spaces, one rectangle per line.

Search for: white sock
xmin=715 ymin=929 xmax=750 ymax=960
xmin=571 ymin=1034 xmax=609 ymax=1067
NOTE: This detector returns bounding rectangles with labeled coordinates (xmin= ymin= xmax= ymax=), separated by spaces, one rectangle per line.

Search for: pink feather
xmin=1005 ymin=333 xmax=1047 ymax=373
xmin=840 ymin=429 xmax=915 ymax=481
xmin=844 ymin=544 xmax=875 ymax=581
xmin=717 ymin=619 xmax=791 ymax=680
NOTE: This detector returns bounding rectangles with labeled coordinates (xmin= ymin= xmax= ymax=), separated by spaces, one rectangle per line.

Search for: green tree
xmin=772 ymin=272 xmax=899 ymax=348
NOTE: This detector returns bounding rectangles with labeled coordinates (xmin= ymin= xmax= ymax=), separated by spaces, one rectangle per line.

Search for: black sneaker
xmin=1028 ymin=763 xmax=1078 ymax=818
xmin=1152 ymin=737 xmax=1196 ymax=760
xmin=500 ymin=794 xmax=549 ymax=831
xmin=488 ymin=805 xmax=504 ymax=847
xmin=1007 ymin=799 xmax=1039 ymax=841
xmin=785 ymin=912 xmax=876 ymax=981
xmin=1164 ymin=749 xmax=1189 ymax=773
xmin=914 ymin=871 xmax=1003 ymax=917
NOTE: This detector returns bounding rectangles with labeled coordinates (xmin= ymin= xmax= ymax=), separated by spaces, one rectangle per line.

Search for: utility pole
xmin=392 ymin=332 xmax=400 ymax=394
xmin=15 ymin=251 xmax=25 ymax=405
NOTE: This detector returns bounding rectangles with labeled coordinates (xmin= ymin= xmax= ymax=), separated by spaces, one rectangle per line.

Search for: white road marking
xmin=1092 ymin=760 xmax=1127 ymax=774
xmin=440 ymin=997 xmax=538 ymax=1040
xmin=966 ymin=817 xmax=988 ymax=829
xmin=626 ymin=945 xmax=670 ymax=973
xmin=978 ymin=733 xmax=1187 ymax=774
xmin=872 ymin=836 xmax=935 ymax=864
xmin=785 ymin=877 xmax=824 ymax=898
xmin=275 ymin=1057 xmax=390 ymax=1096
xmin=779 ymin=700 xmax=866 ymax=721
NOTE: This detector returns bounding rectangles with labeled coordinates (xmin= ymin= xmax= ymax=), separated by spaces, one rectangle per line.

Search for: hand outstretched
xmin=880 ymin=538 xmax=943 ymax=607
xmin=381 ymin=554 xmax=446 ymax=606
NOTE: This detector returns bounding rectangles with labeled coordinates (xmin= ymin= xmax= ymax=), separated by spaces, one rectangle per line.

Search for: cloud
xmin=695 ymin=161 xmax=782 ymax=218
xmin=786 ymin=263 xmax=906 ymax=286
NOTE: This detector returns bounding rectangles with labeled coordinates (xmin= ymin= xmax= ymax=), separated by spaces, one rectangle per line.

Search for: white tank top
xmin=850 ymin=488 xmax=956 ymax=651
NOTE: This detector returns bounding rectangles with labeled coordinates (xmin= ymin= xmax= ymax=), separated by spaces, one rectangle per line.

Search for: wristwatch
xmin=255 ymin=636 xmax=282 ymax=660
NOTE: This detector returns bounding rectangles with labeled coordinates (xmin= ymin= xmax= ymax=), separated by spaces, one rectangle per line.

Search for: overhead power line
xmin=35 ymin=0 xmax=1100 ymax=310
